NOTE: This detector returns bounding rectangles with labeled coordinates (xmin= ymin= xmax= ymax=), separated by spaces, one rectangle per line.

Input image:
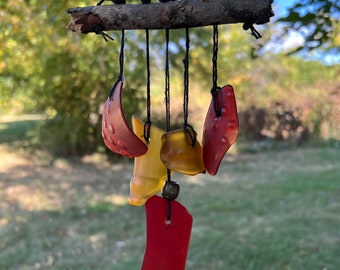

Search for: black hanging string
xmin=164 ymin=28 xmax=172 ymax=223
xmin=242 ymin=20 xmax=262 ymax=39
xmin=143 ymin=29 xmax=152 ymax=143
xmin=166 ymin=199 xmax=172 ymax=225
xmin=211 ymin=25 xmax=222 ymax=117
xmin=165 ymin=29 xmax=171 ymax=133
xmin=119 ymin=29 xmax=125 ymax=80
xmin=109 ymin=30 xmax=125 ymax=99
xmin=92 ymin=25 xmax=114 ymax=42
xmin=183 ymin=28 xmax=190 ymax=127
xmin=183 ymin=28 xmax=197 ymax=148
xmin=249 ymin=26 xmax=262 ymax=39
xmin=146 ymin=29 xmax=151 ymax=124
xmin=212 ymin=25 xmax=219 ymax=92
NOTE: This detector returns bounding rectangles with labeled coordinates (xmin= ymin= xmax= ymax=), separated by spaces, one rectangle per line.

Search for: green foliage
xmin=1 ymin=0 xmax=146 ymax=155
xmin=277 ymin=0 xmax=340 ymax=53
xmin=236 ymin=55 xmax=340 ymax=143
xmin=1 ymin=1 xmax=339 ymax=156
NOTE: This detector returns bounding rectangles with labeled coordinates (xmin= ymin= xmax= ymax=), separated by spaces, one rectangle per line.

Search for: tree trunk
xmin=66 ymin=0 xmax=274 ymax=33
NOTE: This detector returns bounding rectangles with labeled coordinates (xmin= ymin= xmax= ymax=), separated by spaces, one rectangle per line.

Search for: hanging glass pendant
xmin=141 ymin=195 xmax=192 ymax=270
xmin=160 ymin=27 xmax=206 ymax=176
xmin=160 ymin=128 xmax=205 ymax=175
xmin=102 ymin=79 xmax=148 ymax=158
xmin=202 ymin=85 xmax=239 ymax=175
xmin=128 ymin=116 xmax=168 ymax=206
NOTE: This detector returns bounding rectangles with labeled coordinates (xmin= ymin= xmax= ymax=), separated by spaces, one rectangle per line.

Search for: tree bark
xmin=66 ymin=0 xmax=274 ymax=33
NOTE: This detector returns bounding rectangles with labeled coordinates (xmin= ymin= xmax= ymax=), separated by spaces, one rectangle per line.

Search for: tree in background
xmin=1 ymin=0 xmax=146 ymax=155
xmin=1 ymin=0 xmax=339 ymax=156
xmin=277 ymin=0 xmax=340 ymax=54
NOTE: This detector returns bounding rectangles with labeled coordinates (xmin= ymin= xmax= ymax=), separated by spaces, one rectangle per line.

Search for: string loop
xmin=184 ymin=123 xmax=197 ymax=148
xmin=243 ymin=20 xmax=262 ymax=39
xmin=92 ymin=25 xmax=114 ymax=42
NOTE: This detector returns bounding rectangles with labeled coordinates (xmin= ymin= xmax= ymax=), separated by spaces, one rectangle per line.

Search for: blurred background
xmin=1 ymin=0 xmax=339 ymax=269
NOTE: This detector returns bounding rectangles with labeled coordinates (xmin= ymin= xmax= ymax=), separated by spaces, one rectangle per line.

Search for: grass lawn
xmin=0 ymin=117 xmax=339 ymax=270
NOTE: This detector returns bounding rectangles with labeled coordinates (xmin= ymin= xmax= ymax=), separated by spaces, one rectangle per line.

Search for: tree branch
xmin=66 ymin=0 xmax=274 ymax=33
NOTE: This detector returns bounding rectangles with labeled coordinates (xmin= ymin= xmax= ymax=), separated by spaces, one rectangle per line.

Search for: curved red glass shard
xmin=101 ymin=80 xmax=147 ymax=157
xmin=202 ymin=85 xmax=239 ymax=175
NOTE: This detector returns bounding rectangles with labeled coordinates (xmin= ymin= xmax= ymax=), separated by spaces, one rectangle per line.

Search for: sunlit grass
xmin=0 ymin=119 xmax=339 ymax=270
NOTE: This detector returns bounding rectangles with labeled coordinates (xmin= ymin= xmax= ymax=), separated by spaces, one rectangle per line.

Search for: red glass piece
xmin=141 ymin=196 xmax=192 ymax=270
xmin=202 ymin=85 xmax=239 ymax=175
xmin=101 ymin=80 xmax=147 ymax=157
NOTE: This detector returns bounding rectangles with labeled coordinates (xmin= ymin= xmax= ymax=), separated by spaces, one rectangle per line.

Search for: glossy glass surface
xmin=160 ymin=129 xmax=205 ymax=175
xmin=141 ymin=196 xmax=192 ymax=270
xmin=128 ymin=116 xmax=168 ymax=206
xmin=202 ymin=85 xmax=239 ymax=175
xmin=101 ymin=80 xmax=147 ymax=158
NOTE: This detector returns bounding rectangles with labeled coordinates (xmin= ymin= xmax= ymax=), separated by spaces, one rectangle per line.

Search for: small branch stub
xmin=66 ymin=0 xmax=274 ymax=33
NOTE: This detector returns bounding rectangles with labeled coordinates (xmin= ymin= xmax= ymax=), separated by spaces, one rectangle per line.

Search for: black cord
xmin=92 ymin=25 xmax=114 ymax=42
xmin=182 ymin=28 xmax=197 ymax=148
xmin=119 ymin=29 xmax=125 ymax=80
xmin=184 ymin=124 xmax=197 ymax=148
xmin=164 ymin=29 xmax=173 ymax=223
xmin=144 ymin=29 xmax=152 ymax=143
xmin=166 ymin=199 xmax=172 ymax=225
xmin=165 ymin=29 xmax=171 ymax=133
xmin=109 ymin=30 xmax=125 ymax=99
xmin=212 ymin=25 xmax=218 ymax=91
xmin=183 ymin=27 xmax=190 ymax=127
xmin=243 ymin=20 xmax=262 ymax=39
xmin=211 ymin=25 xmax=222 ymax=117
xmin=146 ymin=29 xmax=151 ymax=124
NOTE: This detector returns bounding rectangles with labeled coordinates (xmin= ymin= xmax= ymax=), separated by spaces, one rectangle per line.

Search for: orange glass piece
xmin=160 ymin=129 xmax=205 ymax=175
xmin=128 ymin=116 xmax=168 ymax=206
xmin=202 ymin=85 xmax=239 ymax=175
xmin=102 ymin=80 xmax=147 ymax=158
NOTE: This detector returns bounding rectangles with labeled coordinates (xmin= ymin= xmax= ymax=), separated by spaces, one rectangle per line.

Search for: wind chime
xmin=101 ymin=28 xmax=240 ymax=270
xmin=81 ymin=1 xmax=262 ymax=269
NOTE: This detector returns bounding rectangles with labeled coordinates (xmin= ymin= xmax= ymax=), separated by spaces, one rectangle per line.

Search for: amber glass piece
xmin=128 ymin=116 xmax=168 ymax=206
xmin=160 ymin=129 xmax=205 ymax=175
xmin=101 ymin=80 xmax=147 ymax=158
xmin=202 ymin=85 xmax=239 ymax=175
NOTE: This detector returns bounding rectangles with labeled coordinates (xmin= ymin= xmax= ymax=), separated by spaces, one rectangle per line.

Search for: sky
xmin=273 ymin=0 xmax=297 ymax=18
xmin=267 ymin=0 xmax=339 ymax=65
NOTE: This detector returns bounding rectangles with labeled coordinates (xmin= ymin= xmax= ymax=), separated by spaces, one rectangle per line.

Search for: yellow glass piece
xmin=128 ymin=116 xmax=168 ymax=206
xmin=160 ymin=129 xmax=205 ymax=176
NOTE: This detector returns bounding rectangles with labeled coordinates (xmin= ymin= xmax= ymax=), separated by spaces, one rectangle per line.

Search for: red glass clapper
xmin=102 ymin=79 xmax=147 ymax=158
xmin=141 ymin=195 xmax=193 ymax=270
xmin=202 ymin=85 xmax=239 ymax=175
